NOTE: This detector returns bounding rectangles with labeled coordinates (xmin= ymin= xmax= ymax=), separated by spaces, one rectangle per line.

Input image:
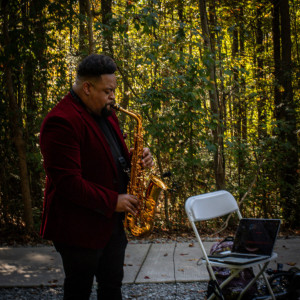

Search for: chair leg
xmin=219 ymin=269 xmax=241 ymax=289
xmin=261 ymin=266 xmax=276 ymax=300
xmin=207 ymin=279 xmax=225 ymax=300
xmin=238 ymin=262 xmax=275 ymax=300
xmin=206 ymin=263 xmax=222 ymax=300
xmin=207 ymin=269 xmax=241 ymax=300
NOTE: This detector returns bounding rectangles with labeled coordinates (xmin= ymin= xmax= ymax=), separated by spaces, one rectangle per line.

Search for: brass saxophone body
xmin=112 ymin=103 xmax=167 ymax=237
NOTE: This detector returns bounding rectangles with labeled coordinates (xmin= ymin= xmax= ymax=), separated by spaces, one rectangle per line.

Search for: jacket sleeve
xmin=40 ymin=115 xmax=118 ymax=218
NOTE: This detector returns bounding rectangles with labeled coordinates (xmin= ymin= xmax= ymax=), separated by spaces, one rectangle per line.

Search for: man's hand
xmin=115 ymin=194 xmax=139 ymax=216
xmin=142 ymin=147 xmax=154 ymax=169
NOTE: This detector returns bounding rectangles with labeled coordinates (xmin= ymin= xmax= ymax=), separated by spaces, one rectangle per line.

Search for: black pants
xmin=54 ymin=223 xmax=128 ymax=300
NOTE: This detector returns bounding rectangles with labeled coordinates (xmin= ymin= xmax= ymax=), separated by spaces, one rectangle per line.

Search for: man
xmin=39 ymin=54 xmax=153 ymax=299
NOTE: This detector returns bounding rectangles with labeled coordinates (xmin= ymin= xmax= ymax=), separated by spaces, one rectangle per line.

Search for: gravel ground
xmin=0 ymin=237 xmax=209 ymax=300
xmin=0 ymin=282 xmax=208 ymax=300
xmin=5 ymin=235 xmax=295 ymax=299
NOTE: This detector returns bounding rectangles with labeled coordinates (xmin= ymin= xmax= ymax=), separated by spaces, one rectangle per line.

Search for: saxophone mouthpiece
xmin=111 ymin=103 xmax=120 ymax=110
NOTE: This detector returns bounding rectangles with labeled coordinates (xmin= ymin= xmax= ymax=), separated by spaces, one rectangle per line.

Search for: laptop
xmin=208 ymin=218 xmax=281 ymax=265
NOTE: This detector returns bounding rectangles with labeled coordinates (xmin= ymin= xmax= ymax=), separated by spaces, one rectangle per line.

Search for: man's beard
xmin=101 ymin=104 xmax=113 ymax=118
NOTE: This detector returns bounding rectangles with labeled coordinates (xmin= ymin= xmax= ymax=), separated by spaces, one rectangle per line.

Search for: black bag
xmin=266 ymin=267 xmax=300 ymax=300
xmin=289 ymin=270 xmax=300 ymax=299
xmin=207 ymin=237 xmax=258 ymax=300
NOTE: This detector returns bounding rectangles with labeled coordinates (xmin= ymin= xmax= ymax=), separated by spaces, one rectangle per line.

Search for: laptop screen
xmin=232 ymin=218 xmax=281 ymax=255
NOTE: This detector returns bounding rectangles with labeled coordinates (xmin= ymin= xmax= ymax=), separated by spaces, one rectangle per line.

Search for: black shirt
xmin=70 ymin=89 xmax=129 ymax=194
xmin=93 ymin=115 xmax=129 ymax=194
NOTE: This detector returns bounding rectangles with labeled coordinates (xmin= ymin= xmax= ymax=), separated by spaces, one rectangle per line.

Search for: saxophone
xmin=112 ymin=103 xmax=168 ymax=237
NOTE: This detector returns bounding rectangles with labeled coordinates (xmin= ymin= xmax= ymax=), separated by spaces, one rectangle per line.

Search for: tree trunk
xmin=86 ymin=0 xmax=94 ymax=54
xmin=272 ymin=0 xmax=299 ymax=227
xmin=101 ymin=0 xmax=113 ymax=56
xmin=198 ymin=0 xmax=225 ymax=190
xmin=239 ymin=7 xmax=246 ymax=144
xmin=279 ymin=0 xmax=298 ymax=225
xmin=256 ymin=6 xmax=269 ymax=218
xmin=232 ymin=24 xmax=242 ymax=190
xmin=2 ymin=0 xmax=33 ymax=231
xmin=79 ymin=0 xmax=94 ymax=55
xmin=177 ymin=0 xmax=184 ymax=54
xmin=23 ymin=0 xmax=48 ymax=209
xmin=79 ymin=0 xmax=88 ymax=56
xmin=256 ymin=6 xmax=267 ymax=140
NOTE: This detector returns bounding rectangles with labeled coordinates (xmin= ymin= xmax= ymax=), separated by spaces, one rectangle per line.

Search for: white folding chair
xmin=185 ymin=190 xmax=277 ymax=300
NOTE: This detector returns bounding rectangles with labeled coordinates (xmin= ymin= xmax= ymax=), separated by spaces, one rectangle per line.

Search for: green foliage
xmin=0 ymin=0 xmax=299 ymax=238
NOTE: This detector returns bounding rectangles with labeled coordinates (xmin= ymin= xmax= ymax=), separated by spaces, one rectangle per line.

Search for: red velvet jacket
xmin=39 ymin=92 xmax=130 ymax=249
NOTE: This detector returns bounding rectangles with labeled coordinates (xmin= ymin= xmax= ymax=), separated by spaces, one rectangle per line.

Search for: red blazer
xmin=39 ymin=92 xmax=130 ymax=249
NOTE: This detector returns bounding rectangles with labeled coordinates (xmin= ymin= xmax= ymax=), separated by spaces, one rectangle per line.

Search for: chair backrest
xmin=185 ymin=190 xmax=241 ymax=222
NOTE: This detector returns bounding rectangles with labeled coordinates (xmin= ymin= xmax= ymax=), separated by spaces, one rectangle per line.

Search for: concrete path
xmin=0 ymin=238 xmax=299 ymax=287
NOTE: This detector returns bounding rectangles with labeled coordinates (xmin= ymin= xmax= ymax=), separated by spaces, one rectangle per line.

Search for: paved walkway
xmin=0 ymin=238 xmax=299 ymax=287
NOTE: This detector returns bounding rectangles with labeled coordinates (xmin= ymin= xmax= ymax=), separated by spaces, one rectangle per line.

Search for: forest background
xmin=0 ymin=0 xmax=299 ymax=242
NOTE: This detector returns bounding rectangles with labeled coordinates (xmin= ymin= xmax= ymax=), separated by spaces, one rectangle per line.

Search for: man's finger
xmin=128 ymin=195 xmax=139 ymax=206
xmin=127 ymin=202 xmax=138 ymax=216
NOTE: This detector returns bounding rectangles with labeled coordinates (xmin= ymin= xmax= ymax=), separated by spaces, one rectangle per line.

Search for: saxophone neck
xmin=112 ymin=103 xmax=142 ymax=125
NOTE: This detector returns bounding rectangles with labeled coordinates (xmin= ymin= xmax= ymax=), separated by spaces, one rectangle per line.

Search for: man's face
xmin=83 ymin=74 xmax=117 ymax=117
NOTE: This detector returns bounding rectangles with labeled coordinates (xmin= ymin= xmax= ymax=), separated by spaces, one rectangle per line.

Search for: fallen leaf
xmin=164 ymin=253 xmax=168 ymax=256
xmin=48 ymin=279 xmax=58 ymax=283
xmin=189 ymin=243 xmax=194 ymax=247
xmin=180 ymin=253 xmax=189 ymax=256
xmin=178 ymin=268 xmax=184 ymax=272
xmin=144 ymin=276 xmax=150 ymax=279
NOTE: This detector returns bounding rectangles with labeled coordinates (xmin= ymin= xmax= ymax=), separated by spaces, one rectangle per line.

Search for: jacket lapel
xmin=68 ymin=94 xmax=119 ymax=176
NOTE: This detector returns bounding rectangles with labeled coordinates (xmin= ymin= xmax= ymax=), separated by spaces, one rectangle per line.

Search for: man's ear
xmin=82 ymin=81 xmax=91 ymax=95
